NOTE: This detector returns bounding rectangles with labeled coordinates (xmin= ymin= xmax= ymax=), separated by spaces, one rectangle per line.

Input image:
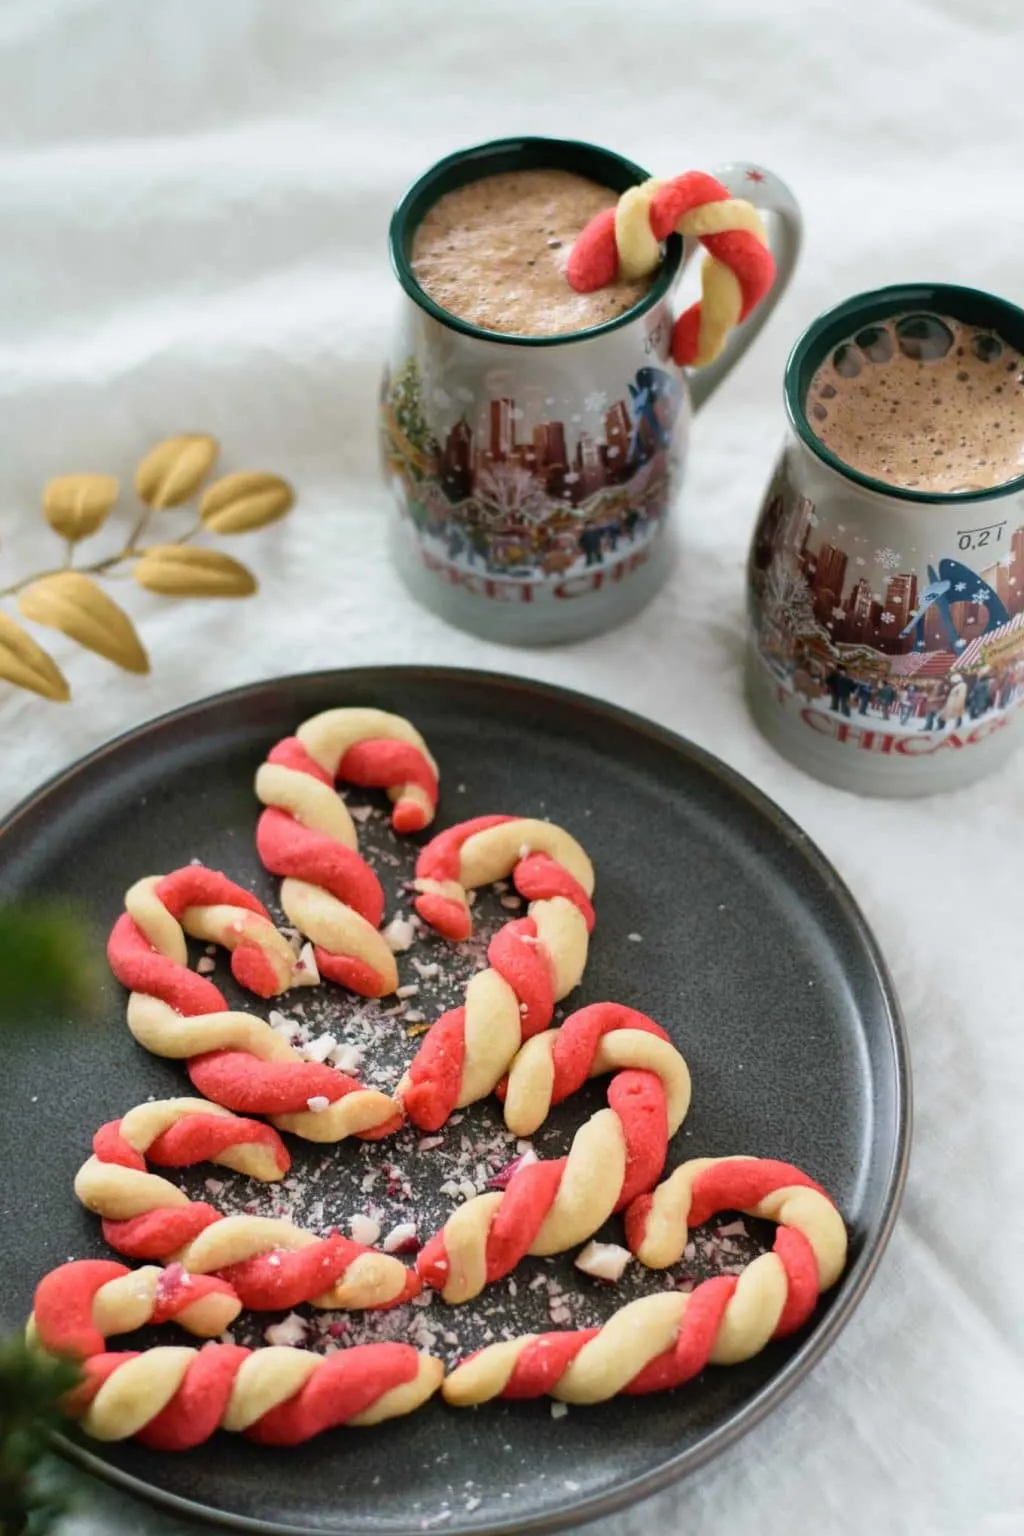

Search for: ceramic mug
xmin=746 ymin=282 xmax=1024 ymax=796
xmin=381 ymin=136 xmax=801 ymax=645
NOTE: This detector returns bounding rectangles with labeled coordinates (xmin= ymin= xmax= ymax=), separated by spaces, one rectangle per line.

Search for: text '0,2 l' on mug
xmin=380 ymin=136 xmax=801 ymax=646
xmin=746 ymin=282 xmax=1024 ymax=797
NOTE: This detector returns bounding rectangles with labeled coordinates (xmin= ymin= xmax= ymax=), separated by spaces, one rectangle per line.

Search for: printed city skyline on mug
xmin=380 ymin=357 xmax=684 ymax=583
xmin=749 ymin=470 xmax=1024 ymax=738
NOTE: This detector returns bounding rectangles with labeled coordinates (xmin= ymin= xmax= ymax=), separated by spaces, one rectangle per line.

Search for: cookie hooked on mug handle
xmin=683 ymin=163 xmax=803 ymax=413
xmin=567 ymin=162 xmax=802 ymax=413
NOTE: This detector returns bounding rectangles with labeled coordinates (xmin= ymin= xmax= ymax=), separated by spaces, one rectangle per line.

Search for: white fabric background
xmin=1 ymin=2 xmax=1022 ymax=1532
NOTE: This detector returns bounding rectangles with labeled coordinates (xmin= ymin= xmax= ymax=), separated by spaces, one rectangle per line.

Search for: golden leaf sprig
xmin=0 ymin=434 xmax=294 ymax=702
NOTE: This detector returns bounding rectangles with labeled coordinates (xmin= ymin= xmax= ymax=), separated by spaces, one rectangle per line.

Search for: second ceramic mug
xmin=380 ymin=136 xmax=801 ymax=645
xmin=747 ymin=282 xmax=1024 ymax=796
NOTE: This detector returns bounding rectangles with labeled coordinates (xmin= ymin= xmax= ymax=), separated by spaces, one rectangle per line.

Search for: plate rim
xmin=1 ymin=665 xmax=912 ymax=1536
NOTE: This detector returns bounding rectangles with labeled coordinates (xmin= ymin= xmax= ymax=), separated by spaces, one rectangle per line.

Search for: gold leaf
xmin=199 ymin=472 xmax=295 ymax=535
xmin=134 ymin=434 xmax=219 ymax=508
xmin=132 ymin=545 xmax=257 ymax=598
xmin=18 ymin=573 xmax=149 ymax=675
xmin=0 ymin=611 xmax=69 ymax=701
xmin=42 ymin=473 xmax=119 ymax=542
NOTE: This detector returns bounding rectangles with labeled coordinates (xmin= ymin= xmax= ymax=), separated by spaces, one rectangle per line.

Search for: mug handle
xmin=684 ymin=163 xmax=803 ymax=414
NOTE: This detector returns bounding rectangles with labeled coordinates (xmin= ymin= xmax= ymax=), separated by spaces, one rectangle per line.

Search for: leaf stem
xmin=0 ymin=549 xmax=130 ymax=601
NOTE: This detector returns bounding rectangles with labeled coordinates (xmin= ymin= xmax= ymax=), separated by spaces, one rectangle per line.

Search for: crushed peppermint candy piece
xmin=412 ymin=959 xmax=440 ymax=979
xmin=330 ymin=1041 xmax=364 ymax=1075
xmin=196 ymin=956 xmax=216 ymax=974
xmin=403 ymin=1009 xmax=426 ymax=1024
xmin=204 ymin=1178 xmax=225 ymax=1197
xmin=574 ymin=1241 xmax=632 ymax=1283
xmin=349 ymin=804 xmax=374 ymax=823
xmin=396 ymin=984 xmax=420 ymax=999
xmin=349 ymin=1214 xmax=381 ymax=1246
xmin=292 ymin=942 xmax=321 ymax=985
xmin=487 ymin=1149 xmax=537 ymax=1189
xmin=551 ymin=1402 xmax=569 ymax=1420
xmin=155 ymin=1262 xmax=188 ymax=1302
xmin=417 ymin=1136 xmax=445 ymax=1152
xmin=305 ymin=1095 xmax=330 ymax=1113
xmin=264 ymin=1313 xmax=308 ymax=1347
xmin=301 ymin=1033 xmax=337 ymax=1064
xmin=627 ymin=932 xmax=643 ymax=943
xmin=382 ymin=916 xmax=417 ymax=952
xmin=500 ymin=895 xmax=522 ymax=910
xmin=382 ymin=1222 xmax=420 ymax=1254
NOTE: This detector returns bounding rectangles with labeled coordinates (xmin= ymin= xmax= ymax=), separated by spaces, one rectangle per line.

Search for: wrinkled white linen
xmin=0 ymin=2 xmax=1021 ymax=1532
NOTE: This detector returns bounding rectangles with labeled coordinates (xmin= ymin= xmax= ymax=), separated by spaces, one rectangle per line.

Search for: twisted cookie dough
xmin=108 ymin=885 xmax=403 ymax=1143
xmin=255 ymin=707 xmax=439 ymax=995
xmin=417 ymin=1007 xmax=690 ymax=1302
xmin=400 ymin=816 xmax=596 ymax=1131
xmin=444 ymin=1157 xmax=846 ymax=1405
xmin=74 ymin=1099 xmax=419 ymax=1311
xmin=63 ymin=1342 xmax=443 ymax=1448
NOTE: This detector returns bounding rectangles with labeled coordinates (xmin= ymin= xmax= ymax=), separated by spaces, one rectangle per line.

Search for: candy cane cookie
xmin=255 ymin=708 xmax=439 ymax=996
xmin=108 ymin=893 xmax=403 ymax=1144
xmin=73 ymin=1099 xmax=419 ymax=1311
xmin=443 ymin=1162 xmax=847 ymax=1406
xmin=399 ymin=816 xmax=596 ymax=1131
xmin=566 ymin=171 xmax=775 ymax=368
xmin=28 ymin=1259 xmax=242 ymax=1357
xmin=60 ymin=1341 xmax=443 ymax=1448
xmin=417 ymin=1010 xmax=689 ymax=1303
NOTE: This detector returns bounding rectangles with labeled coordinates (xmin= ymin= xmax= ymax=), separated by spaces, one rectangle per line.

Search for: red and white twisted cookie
xmin=417 ymin=1007 xmax=690 ymax=1302
xmin=62 ymin=1341 xmax=443 ymax=1448
xmin=73 ymin=1099 xmax=419 ymax=1311
xmin=255 ymin=708 xmax=439 ymax=996
xmin=29 ymin=1260 xmax=242 ymax=1357
xmin=399 ymin=817 xmax=596 ymax=1132
xmin=108 ymin=885 xmax=402 ymax=1144
xmin=567 ymin=171 xmax=775 ymax=367
xmin=443 ymin=1158 xmax=847 ymax=1405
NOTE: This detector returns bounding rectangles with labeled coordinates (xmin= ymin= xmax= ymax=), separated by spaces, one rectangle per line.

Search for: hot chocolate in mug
xmin=746 ymin=282 xmax=1024 ymax=796
xmin=380 ymin=136 xmax=801 ymax=644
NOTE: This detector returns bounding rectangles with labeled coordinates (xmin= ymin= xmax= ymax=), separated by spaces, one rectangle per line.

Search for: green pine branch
xmin=0 ymin=903 xmax=101 ymax=1534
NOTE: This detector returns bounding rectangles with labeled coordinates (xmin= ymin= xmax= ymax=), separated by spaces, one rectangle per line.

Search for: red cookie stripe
xmin=414 ymin=815 xmax=515 ymax=886
xmin=256 ymin=807 xmax=385 ymax=925
xmin=247 ymin=1342 xmax=421 ymax=1445
xmin=154 ymin=869 xmax=270 ymax=923
xmin=101 ymin=1205 xmax=222 ymax=1260
xmin=108 ymin=913 xmax=227 ymax=1015
xmin=513 ymin=854 xmax=596 ymax=932
xmin=267 ymin=737 xmax=333 ymax=783
xmin=186 ymin=1050 xmax=389 ymax=1120
xmin=624 ymin=1275 xmax=737 ymax=1395
xmin=686 ymin=1160 xmax=827 ymax=1227
xmin=487 ymin=918 xmax=554 ymax=1039
xmin=137 ymin=1343 xmax=250 ymax=1451
xmin=338 ymin=741 xmax=438 ymax=833
xmin=33 ymin=1260 xmax=131 ymax=1359
xmin=398 ymin=1009 xmax=467 ymax=1133
xmin=503 ymin=1329 xmax=599 ymax=1398
xmin=144 ymin=1113 xmax=290 ymax=1174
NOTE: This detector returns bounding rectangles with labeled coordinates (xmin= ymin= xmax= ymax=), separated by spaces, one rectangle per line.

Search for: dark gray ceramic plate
xmin=0 ymin=667 xmax=909 ymax=1536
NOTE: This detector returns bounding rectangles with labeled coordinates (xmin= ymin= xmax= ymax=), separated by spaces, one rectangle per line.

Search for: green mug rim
xmin=388 ymin=135 xmax=683 ymax=348
xmin=785 ymin=282 xmax=1024 ymax=504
